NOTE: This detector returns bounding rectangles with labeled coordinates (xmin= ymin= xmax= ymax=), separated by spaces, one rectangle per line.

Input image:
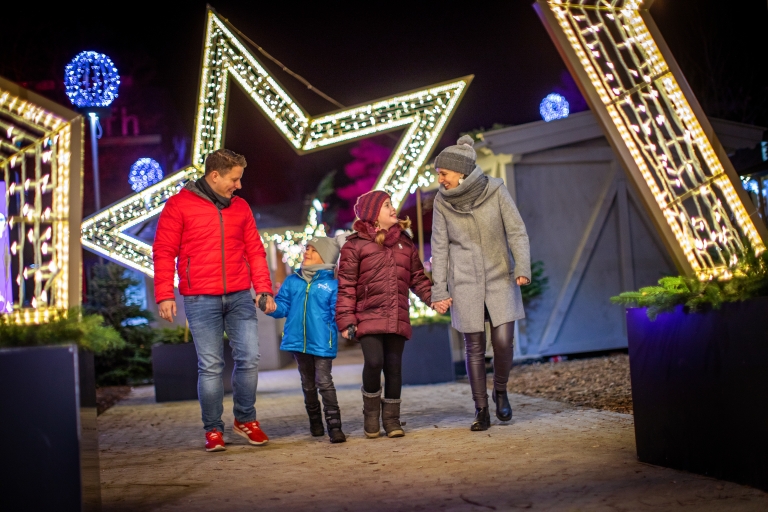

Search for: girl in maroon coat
xmin=336 ymin=190 xmax=432 ymax=438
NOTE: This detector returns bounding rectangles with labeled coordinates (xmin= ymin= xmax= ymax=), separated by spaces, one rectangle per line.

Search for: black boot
xmin=470 ymin=407 xmax=491 ymax=431
xmin=381 ymin=398 xmax=405 ymax=438
xmin=306 ymin=404 xmax=325 ymax=437
xmin=492 ymin=389 xmax=512 ymax=421
xmin=324 ymin=407 xmax=346 ymax=444
xmin=361 ymin=386 xmax=382 ymax=438
xmin=303 ymin=389 xmax=324 ymax=437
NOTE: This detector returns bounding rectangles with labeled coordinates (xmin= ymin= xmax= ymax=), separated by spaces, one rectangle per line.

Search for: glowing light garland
xmin=81 ymin=7 xmax=471 ymax=278
xmin=540 ymin=93 xmax=570 ymax=122
xmin=64 ymin=51 xmax=120 ymax=108
xmin=1 ymin=84 xmax=79 ymax=324
xmin=129 ymin=158 xmax=164 ymax=192
xmin=537 ymin=0 xmax=765 ymax=280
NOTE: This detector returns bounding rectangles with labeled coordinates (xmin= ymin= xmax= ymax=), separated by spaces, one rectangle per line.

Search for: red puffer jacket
xmin=152 ymin=184 xmax=273 ymax=303
xmin=336 ymin=221 xmax=432 ymax=340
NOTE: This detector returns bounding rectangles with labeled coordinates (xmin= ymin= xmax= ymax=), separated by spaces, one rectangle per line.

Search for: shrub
xmin=611 ymin=241 xmax=768 ymax=320
xmin=0 ymin=308 xmax=124 ymax=354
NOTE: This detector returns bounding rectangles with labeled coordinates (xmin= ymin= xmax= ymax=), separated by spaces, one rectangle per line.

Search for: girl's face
xmin=437 ymin=168 xmax=463 ymax=190
xmin=376 ymin=198 xmax=398 ymax=230
xmin=303 ymin=245 xmax=324 ymax=265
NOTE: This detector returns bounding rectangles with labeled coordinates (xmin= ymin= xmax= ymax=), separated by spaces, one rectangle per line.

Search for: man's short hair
xmin=204 ymin=149 xmax=247 ymax=176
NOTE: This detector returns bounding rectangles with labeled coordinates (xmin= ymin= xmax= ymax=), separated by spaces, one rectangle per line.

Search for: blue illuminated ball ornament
xmin=540 ymin=93 xmax=570 ymax=122
xmin=64 ymin=51 xmax=121 ymax=108
xmin=129 ymin=158 xmax=164 ymax=192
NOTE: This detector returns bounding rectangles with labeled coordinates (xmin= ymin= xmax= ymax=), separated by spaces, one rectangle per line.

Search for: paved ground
xmin=98 ymin=363 xmax=768 ymax=511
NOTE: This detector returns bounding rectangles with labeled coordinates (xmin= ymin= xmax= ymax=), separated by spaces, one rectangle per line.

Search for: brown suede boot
xmin=381 ymin=398 xmax=405 ymax=438
xmin=361 ymin=386 xmax=382 ymax=438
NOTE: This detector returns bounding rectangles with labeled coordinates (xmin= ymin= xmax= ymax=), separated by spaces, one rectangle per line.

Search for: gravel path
xmin=506 ymin=353 xmax=633 ymax=414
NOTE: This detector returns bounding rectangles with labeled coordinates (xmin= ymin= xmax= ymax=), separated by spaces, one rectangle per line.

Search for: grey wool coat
xmin=430 ymin=167 xmax=531 ymax=333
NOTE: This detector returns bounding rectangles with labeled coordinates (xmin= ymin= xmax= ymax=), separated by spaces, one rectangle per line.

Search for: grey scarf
xmin=438 ymin=165 xmax=489 ymax=212
xmin=300 ymin=264 xmax=335 ymax=283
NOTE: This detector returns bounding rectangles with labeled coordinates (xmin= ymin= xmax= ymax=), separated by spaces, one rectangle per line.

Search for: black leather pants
xmin=464 ymin=320 xmax=515 ymax=409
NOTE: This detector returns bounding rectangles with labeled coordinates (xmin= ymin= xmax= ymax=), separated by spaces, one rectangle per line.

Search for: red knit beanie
xmin=354 ymin=190 xmax=390 ymax=224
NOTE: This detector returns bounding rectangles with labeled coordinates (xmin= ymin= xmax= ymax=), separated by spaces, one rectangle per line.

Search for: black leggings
xmin=464 ymin=314 xmax=515 ymax=409
xmin=359 ymin=334 xmax=407 ymax=399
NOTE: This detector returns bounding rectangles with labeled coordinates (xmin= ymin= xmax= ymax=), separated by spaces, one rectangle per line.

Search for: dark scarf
xmin=438 ymin=165 xmax=488 ymax=212
xmin=353 ymin=220 xmax=403 ymax=247
xmin=194 ymin=177 xmax=231 ymax=209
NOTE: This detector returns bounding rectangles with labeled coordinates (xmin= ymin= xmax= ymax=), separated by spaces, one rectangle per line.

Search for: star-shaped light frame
xmin=535 ymin=0 xmax=766 ymax=280
xmin=81 ymin=7 xmax=472 ymax=276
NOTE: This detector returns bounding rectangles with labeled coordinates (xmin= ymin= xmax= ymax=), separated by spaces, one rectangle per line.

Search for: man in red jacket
xmin=154 ymin=148 xmax=276 ymax=452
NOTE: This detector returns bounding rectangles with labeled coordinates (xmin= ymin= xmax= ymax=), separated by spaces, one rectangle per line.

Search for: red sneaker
xmin=233 ymin=419 xmax=269 ymax=445
xmin=205 ymin=429 xmax=226 ymax=452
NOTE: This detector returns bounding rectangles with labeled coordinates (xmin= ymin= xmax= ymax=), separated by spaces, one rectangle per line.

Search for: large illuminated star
xmin=81 ymin=7 xmax=472 ymax=276
xmin=535 ymin=0 xmax=766 ymax=279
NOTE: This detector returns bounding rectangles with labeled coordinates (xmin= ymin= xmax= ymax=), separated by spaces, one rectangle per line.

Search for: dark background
xmin=2 ymin=0 xmax=766 ymax=222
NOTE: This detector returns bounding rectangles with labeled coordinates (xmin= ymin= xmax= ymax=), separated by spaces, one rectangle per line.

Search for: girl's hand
xmin=431 ymin=299 xmax=452 ymax=314
xmin=516 ymin=276 xmax=531 ymax=286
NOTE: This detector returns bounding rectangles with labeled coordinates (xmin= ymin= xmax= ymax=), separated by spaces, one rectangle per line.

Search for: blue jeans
xmin=184 ymin=290 xmax=260 ymax=432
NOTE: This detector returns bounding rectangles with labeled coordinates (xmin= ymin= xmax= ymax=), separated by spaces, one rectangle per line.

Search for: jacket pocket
xmin=186 ymin=257 xmax=191 ymax=289
xmin=357 ymin=285 xmax=369 ymax=312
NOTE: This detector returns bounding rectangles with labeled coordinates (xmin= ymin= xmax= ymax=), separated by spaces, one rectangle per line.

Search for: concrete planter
xmin=0 ymin=345 xmax=100 ymax=511
xmin=402 ymin=323 xmax=455 ymax=385
xmin=152 ymin=341 xmax=234 ymax=402
xmin=627 ymin=298 xmax=768 ymax=491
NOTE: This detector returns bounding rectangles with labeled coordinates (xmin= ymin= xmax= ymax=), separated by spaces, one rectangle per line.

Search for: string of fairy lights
xmin=81 ymin=8 xmax=470 ymax=295
xmin=543 ymin=0 xmax=764 ymax=280
xmin=1 ymin=86 xmax=72 ymax=324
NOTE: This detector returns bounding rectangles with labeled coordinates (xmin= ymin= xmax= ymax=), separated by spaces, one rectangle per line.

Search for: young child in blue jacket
xmin=268 ymin=236 xmax=345 ymax=443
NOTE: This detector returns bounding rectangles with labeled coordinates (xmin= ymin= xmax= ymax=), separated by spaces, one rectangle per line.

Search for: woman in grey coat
xmin=430 ymin=135 xmax=531 ymax=431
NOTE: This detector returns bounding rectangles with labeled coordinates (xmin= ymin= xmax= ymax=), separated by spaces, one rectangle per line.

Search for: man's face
xmin=208 ymin=165 xmax=244 ymax=198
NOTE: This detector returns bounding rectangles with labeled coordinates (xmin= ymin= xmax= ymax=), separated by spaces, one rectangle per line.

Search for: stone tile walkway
xmin=98 ymin=364 xmax=768 ymax=511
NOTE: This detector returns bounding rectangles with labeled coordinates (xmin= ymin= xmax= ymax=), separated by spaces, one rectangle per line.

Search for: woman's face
xmin=303 ymin=245 xmax=324 ymax=265
xmin=437 ymin=168 xmax=463 ymax=190
xmin=377 ymin=198 xmax=398 ymax=230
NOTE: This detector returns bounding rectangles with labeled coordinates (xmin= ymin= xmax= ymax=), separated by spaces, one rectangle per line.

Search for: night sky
xmin=2 ymin=0 xmax=767 ymax=220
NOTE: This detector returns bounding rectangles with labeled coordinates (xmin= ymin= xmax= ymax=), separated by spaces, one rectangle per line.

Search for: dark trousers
xmin=463 ymin=308 xmax=515 ymax=409
xmin=359 ymin=333 xmax=407 ymax=399
xmin=293 ymin=352 xmax=339 ymax=412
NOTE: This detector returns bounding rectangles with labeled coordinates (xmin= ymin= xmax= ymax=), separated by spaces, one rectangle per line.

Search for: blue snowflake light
xmin=64 ymin=51 xmax=121 ymax=108
xmin=129 ymin=158 xmax=164 ymax=192
xmin=540 ymin=93 xmax=570 ymax=122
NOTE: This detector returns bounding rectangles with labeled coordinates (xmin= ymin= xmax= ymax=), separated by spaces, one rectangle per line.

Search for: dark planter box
xmin=627 ymin=298 xmax=768 ymax=491
xmin=402 ymin=323 xmax=455 ymax=385
xmin=152 ymin=341 xmax=234 ymax=402
xmin=0 ymin=345 xmax=100 ymax=511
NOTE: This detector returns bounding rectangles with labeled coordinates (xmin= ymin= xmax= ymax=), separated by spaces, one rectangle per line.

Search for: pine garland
xmin=611 ymin=242 xmax=768 ymax=320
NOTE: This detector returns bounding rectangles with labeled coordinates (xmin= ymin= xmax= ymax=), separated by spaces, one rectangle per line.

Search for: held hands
xmin=341 ymin=324 xmax=356 ymax=340
xmin=431 ymin=298 xmax=452 ymax=314
xmin=257 ymin=294 xmax=277 ymax=314
xmin=158 ymin=299 xmax=177 ymax=322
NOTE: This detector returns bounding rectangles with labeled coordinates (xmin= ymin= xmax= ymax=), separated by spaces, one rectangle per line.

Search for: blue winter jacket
xmin=268 ymin=269 xmax=338 ymax=358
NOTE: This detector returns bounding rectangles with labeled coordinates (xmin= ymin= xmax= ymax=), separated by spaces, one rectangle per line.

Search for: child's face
xmin=303 ymin=245 xmax=325 ymax=266
xmin=376 ymin=198 xmax=398 ymax=229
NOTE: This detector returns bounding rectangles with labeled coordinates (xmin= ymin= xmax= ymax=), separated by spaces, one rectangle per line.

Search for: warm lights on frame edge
xmin=536 ymin=0 xmax=765 ymax=280
xmin=1 ymin=84 xmax=80 ymax=324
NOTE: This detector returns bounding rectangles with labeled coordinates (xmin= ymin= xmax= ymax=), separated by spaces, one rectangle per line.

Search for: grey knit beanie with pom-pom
xmin=434 ymin=135 xmax=476 ymax=175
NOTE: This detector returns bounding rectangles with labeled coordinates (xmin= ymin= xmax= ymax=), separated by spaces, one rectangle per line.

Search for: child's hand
xmin=341 ymin=325 xmax=356 ymax=340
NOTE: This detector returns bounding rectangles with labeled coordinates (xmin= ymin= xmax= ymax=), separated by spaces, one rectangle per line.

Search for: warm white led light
xmin=81 ymin=7 xmax=472 ymax=280
xmin=541 ymin=0 xmax=764 ymax=280
xmin=1 ymin=85 xmax=74 ymax=324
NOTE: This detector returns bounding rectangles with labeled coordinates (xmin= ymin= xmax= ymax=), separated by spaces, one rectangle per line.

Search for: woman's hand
xmin=516 ymin=276 xmax=531 ymax=286
xmin=431 ymin=298 xmax=452 ymax=314
xmin=341 ymin=325 xmax=356 ymax=340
